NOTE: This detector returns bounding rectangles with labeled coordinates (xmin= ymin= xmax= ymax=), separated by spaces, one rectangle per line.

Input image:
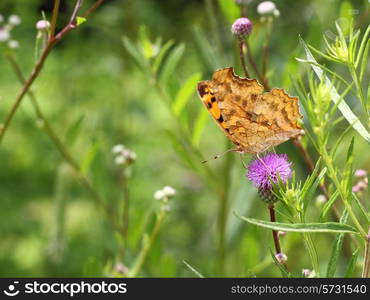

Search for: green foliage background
xmin=0 ymin=0 xmax=369 ymax=277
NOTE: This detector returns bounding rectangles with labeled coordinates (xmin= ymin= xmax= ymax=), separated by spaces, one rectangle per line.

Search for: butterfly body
xmin=197 ymin=67 xmax=303 ymax=154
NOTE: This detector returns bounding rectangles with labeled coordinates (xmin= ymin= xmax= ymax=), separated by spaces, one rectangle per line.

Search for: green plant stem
xmin=262 ymin=19 xmax=273 ymax=84
xmin=348 ymin=63 xmax=369 ymax=127
xmin=128 ymin=207 xmax=167 ymax=277
xmin=244 ymin=39 xmax=270 ymax=90
xmin=121 ymin=170 xmax=130 ymax=258
xmin=0 ymin=0 xmax=105 ymax=145
xmin=238 ymin=38 xmax=250 ymax=78
xmin=362 ymin=228 xmax=370 ymax=277
xmin=216 ymin=141 xmax=233 ymax=275
xmin=321 ymin=147 xmax=367 ymax=238
xmin=298 ymin=213 xmax=320 ymax=276
xmin=6 ymin=52 xmax=123 ymax=236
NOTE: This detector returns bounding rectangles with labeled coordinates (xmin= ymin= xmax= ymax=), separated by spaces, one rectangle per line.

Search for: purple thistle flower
xmin=231 ymin=18 xmax=253 ymax=37
xmin=247 ymin=153 xmax=292 ymax=202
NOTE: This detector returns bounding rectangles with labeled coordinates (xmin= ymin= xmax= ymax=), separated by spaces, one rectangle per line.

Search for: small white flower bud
xmin=8 ymin=15 xmax=21 ymax=26
xmin=257 ymin=1 xmax=279 ymax=16
xmin=277 ymin=231 xmax=286 ymax=237
xmin=154 ymin=190 xmax=165 ymax=200
xmin=8 ymin=40 xmax=19 ymax=49
xmin=114 ymin=155 xmax=126 ymax=165
xmin=316 ymin=194 xmax=327 ymax=205
xmin=0 ymin=28 xmax=10 ymax=42
xmin=162 ymin=186 xmax=176 ymax=197
xmin=36 ymin=20 xmax=50 ymax=32
xmin=275 ymin=252 xmax=287 ymax=263
xmin=112 ymin=144 xmax=125 ymax=154
xmin=302 ymin=269 xmax=312 ymax=277
xmin=355 ymin=169 xmax=368 ymax=177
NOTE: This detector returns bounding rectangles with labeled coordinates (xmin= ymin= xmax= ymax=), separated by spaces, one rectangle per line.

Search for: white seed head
xmin=8 ymin=40 xmax=19 ymax=49
xmin=8 ymin=15 xmax=21 ymax=26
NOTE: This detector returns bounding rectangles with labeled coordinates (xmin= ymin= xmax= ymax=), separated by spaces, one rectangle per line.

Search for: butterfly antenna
xmin=239 ymin=153 xmax=248 ymax=169
xmin=201 ymin=148 xmax=238 ymax=164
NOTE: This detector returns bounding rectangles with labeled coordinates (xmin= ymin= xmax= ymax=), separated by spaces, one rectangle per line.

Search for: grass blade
xmin=172 ymin=72 xmax=202 ymax=116
xmin=326 ymin=209 xmax=349 ymax=277
xmin=183 ymin=260 xmax=204 ymax=278
xmin=344 ymin=249 xmax=359 ymax=277
xmin=235 ymin=212 xmax=358 ymax=234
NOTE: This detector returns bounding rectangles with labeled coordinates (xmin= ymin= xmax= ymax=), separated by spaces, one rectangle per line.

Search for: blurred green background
xmin=0 ymin=0 xmax=369 ymax=277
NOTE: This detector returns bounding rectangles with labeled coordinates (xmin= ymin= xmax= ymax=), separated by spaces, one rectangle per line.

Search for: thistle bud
xmin=231 ymin=18 xmax=253 ymax=37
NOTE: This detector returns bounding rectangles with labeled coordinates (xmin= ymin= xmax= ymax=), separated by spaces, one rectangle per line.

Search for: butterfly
xmin=197 ymin=67 xmax=303 ymax=154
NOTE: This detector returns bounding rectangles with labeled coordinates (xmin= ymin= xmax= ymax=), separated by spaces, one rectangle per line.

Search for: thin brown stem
xmin=268 ymin=204 xmax=282 ymax=254
xmin=69 ymin=0 xmax=84 ymax=24
xmin=83 ymin=0 xmax=105 ymax=18
xmin=50 ymin=0 xmax=60 ymax=38
xmin=269 ymin=204 xmax=289 ymax=270
xmin=238 ymin=38 xmax=250 ymax=78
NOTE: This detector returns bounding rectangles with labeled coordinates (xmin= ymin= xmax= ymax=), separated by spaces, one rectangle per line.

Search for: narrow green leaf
xmin=295 ymin=58 xmax=351 ymax=88
xmin=355 ymin=25 xmax=370 ymax=68
xmin=320 ymin=190 xmax=340 ymax=220
xmin=80 ymin=141 xmax=100 ymax=175
xmin=351 ymin=192 xmax=370 ymax=225
xmin=303 ymin=167 xmax=327 ymax=212
xmin=236 ymin=213 xmax=359 ymax=234
xmin=183 ymin=260 xmax=204 ymax=278
xmin=330 ymin=124 xmax=352 ymax=158
xmin=191 ymin=109 xmax=209 ymax=146
xmin=65 ymin=114 xmax=85 ymax=146
xmin=339 ymin=1 xmax=353 ymax=37
xmin=172 ymin=72 xmax=202 ymax=116
xmin=344 ymin=249 xmax=359 ymax=277
xmin=152 ymin=39 xmax=175 ymax=75
xmin=159 ymin=43 xmax=185 ymax=84
xmin=326 ymin=209 xmax=349 ymax=277
xmin=300 ymin=157 xmax=322 ymax=211
xmin=218 ymin=0 xmax=239 ymax=23
xmin=299 ymin=36 xmax=370 ymax=143
xmin=343 ymin=137 xmax=354 ymax=196
xmin=192 ymin=26 xmax=222 ymax=70
xmin=122 ymin=36 xmax=145 ymax=70
xmin=359 ymin=38 xmax=370 ymax=81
